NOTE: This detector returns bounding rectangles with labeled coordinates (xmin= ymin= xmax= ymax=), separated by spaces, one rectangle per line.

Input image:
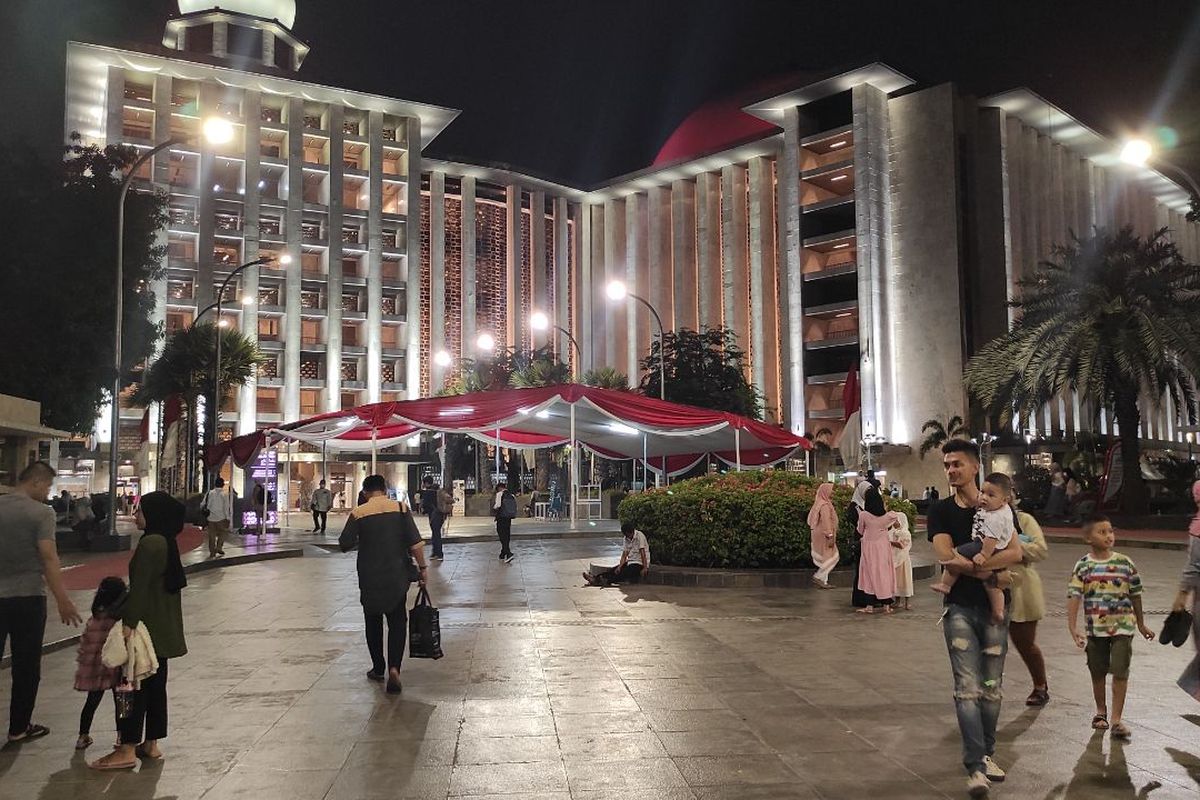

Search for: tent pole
xmin=642 ymin=434 xmax=647 ymax=491
xmin=286 ymin=439 xmax=292 ymax=530
xmin=735 ymin=428 xmax=743 ymax=472
xmin=494 ymin=426 xmax=501 ymax=480
xmin=370 ymin=428 xmax=378 ymax=475
xmin=569 ymin=403 xmax=577 ymax=526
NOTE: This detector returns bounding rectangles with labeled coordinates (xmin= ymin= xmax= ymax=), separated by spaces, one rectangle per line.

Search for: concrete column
xmin=748 ymin=156 xmax=779 ymax=419
xmin=778 ymin=107 xmax=805 ymax=432
xmin=851 ymin=83 xmax=892 ymax=439
xmin=530 ymin=190 xmax=548 ymax=351
xmin=696 ymin=172 xmax=722 ymax=329
xmin=603 ymin=199 xmax=627 ymax=373
xmin=261 ymin=29 xmax=275 ymax=68
xmin=196 ymin=81 xmax=222 ymax=310
xmin=240 ymin=89 xmax=263 ymax=432
xmin=626 ymin=193 xmax=648 ymax=388
xmin=104 ymin=67 xmax=124 ymax=144
xmin=404 ymin=117 xmax=422 ymax=399
xmin=648 ymin=186 xmax=673 ymax=335
xmin=580 ymin=204 xmax=598 ymax=372
xmin=283 ymin=96 xmax=305 ymax=420
xmin=553 ymin=197 xmax=571 ymax=370
xmin=671 ymin=179 xmax=698 ymax=332
xmin=366 ymin=110 xmax=384 ymax=401
xmin=429 ymin=171 xmax=446 ymax=387
xmin=504 ymin=184 xmax=523 ymax=354
xmin=720 ymin=165 xmax=749 ymax=360
xmin=461 ymin=176 xmax=477 ymax=355
xmin=326 ymin=105 xmax=345 ymax=411
xmin=212 ymin=22 xmax=228 ymax=58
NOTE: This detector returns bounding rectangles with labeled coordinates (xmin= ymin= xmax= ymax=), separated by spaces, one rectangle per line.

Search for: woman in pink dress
xmin=808 ymin=483 xmax=839 ymax=588
xmin=855 ymin=486 xmax=898 ymax=614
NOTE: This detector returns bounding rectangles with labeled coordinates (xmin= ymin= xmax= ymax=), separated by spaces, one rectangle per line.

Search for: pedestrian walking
xmin=927 ymin=439 xmax=1023 ymax=798
xmin=1 ymin=461 xmax=82 ymax=744
xmin=1009 ymin=506 xmax=1050 ymax=706
xmin=201 ymin=477 xmax=230 ymax=558
xmin=807 ymin=483 xmax=839 ymax=589
xmin=310 ymin=479 xmax=333 ymax=534
xmin=1066 ymin=514 xmax=1155 ymax=740
xmin=854 ymin=487 xmax=898 ymax=614
xmin=932 ymin=473 xmax=1018 ymax=624
xmin=493 ymin=481 xmax=516 ymax=563
xmin=73 ymin=576 xmax=127 ymax=750
xmin=1174 ymin=480 xmax=1200 ymax=702
xmin=339 ymin=474 xmax=427 ymax=695
xmin=419 ymin=477 xmax=451 ymax=561
xmin=90 ymin=491 xmax=188 ymax=770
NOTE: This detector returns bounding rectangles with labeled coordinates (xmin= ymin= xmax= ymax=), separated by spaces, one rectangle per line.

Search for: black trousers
xmin=118 ymin=659 xmax=169 ymax=745
xmin=594 ymin=563 xmax=645 ymax=586
xmin=79 ymin=690 xmax=115 ymax=736
xmin=0 ymin=595 xmax=47 ymax=737
xmin=428 ymin=511 xmax=445 ymax=557
xmin=312 ymin=509 xmax=328 ymax=532
xmin=496 ymin=517 xmax=513 ymax=557
xmin=365 ymin=602 xmax=407 ymax=673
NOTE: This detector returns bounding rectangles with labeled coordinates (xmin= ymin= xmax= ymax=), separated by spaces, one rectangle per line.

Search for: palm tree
xmin=580 ymin=366 xmax=629 ymax=390
xmin=919 ymin=416 xmax=970 ymax=459
xmin=135 ymin=323 xmax=263 ymax=491
xmin=964 ymin=226 xmax=1200 ymax=513
xmin=509 ymin=354 xmax=572 ymax=491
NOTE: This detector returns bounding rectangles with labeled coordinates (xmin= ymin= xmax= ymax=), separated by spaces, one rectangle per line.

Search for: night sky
xmin=2 ymin=0 xmax=1199 ymax=187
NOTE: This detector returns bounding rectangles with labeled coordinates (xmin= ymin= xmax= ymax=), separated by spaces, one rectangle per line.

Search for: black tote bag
xmin=409 ymin=586 xmax=444 ymax=659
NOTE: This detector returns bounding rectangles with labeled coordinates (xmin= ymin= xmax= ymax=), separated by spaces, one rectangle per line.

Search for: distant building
xmin=68 ymin=1 xmax=1200 ymax=496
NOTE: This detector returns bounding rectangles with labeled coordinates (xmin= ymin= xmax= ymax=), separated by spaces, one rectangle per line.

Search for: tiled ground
xmin=2 ymin=536 xmax=1198 ymax=799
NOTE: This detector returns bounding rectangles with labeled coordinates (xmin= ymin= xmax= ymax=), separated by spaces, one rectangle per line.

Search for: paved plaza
xmin=2 ymin=535 xmax=1198 ymax=799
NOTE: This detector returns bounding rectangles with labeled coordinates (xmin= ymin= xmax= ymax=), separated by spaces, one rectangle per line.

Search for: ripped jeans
xmin=943 ymin=603 xmax=1010 ymax=775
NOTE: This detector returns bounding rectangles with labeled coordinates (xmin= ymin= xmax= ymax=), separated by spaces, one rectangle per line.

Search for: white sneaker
xmin=967 ymin=771 xmax=990 ymax=797
xmin=982 ymin=755 xmax=1006 ymax=782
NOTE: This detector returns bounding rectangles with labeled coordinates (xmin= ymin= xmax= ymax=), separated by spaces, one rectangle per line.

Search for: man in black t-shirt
xmin=927 ymin=439 xmax=1023 ymax=798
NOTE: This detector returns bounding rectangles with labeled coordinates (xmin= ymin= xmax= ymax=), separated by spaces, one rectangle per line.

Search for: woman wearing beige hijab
xmin=808 ymin=483 xmax=839 ymax=589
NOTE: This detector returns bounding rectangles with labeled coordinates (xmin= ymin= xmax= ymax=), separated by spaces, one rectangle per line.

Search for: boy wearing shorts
xmin=1066 ymin=514 xmax=1155 ymax=739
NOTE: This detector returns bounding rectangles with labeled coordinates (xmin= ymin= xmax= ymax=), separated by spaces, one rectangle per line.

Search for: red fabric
xmin=843 ymin=364 xmax=860 ymax=421
xmin=162 ymin=394 xmax=183 ymax=428
xmin=139 ymin=408 xmax=150 ymax=445
xmin=204 ymin=431 xmax=266 ymax=469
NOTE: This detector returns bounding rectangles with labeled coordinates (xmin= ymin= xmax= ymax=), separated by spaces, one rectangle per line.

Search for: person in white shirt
xmin=310 ymin=480 xmax=333 ymax=534
xmin=202 ymin=478 xmax=231 ymax=558
xmin=583 ymin=523 xmax=650 ymax=586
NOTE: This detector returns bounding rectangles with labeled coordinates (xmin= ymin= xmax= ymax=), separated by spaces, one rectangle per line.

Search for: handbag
xmin=1160 ymin=609 xmax=1194 ymax=648
xmin=408 ymin=586 xmax=443 ymax=659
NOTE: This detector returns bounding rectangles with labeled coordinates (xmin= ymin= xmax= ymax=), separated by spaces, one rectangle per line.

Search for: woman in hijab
xmin=849 ymin=479 xmax=872 ymax=608
xmin=90 ymin=491 xmax=187 ymax=770
xmin=808 ymin=483 xmax=839 ymax=589
xmin=854 ymin=486 xmax=898 ymax=614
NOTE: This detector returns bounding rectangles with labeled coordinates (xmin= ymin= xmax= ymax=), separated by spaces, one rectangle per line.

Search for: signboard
xmin=452 ymin=479 xmax=466 ymax=515
xmin=242 ymin=448 xmax=279 ymax=530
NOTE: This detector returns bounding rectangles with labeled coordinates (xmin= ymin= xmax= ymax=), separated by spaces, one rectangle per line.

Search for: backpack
xmin=436 ymin=489 xmax=454 ymax=514
xmin=499 ymin=493 xmax=518 ymax=519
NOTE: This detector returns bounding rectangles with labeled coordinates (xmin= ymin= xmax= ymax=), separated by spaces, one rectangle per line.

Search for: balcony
xmin=806 ymin=371 xmax=848 ymax=386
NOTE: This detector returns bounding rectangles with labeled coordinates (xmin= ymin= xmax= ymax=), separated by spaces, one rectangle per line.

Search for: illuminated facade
xmin=70 ymin=2 xmax=1200 ymax=494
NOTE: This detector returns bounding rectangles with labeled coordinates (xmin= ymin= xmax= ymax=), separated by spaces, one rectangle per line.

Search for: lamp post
xmin=1120 ymin=137 xmax=1200 ymax=211
xmin=606 ymin=281 xmax=665 ymax=400
xmin=529 ymin=311 xmax=580 ymax=372
xmin=108 ymin=117 xmax=236 ymax=536
xmin=206 ymin=255 xmax=288 ymax=488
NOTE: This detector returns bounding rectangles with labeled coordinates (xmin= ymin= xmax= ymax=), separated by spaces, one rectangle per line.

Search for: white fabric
xmin=311 ymin=487 xmax=333 ymax=512
xmin=972 ymin=506 xmax=1015 ymax=549
xmin=851 ymin=480 xmax=871 ymax=510
xmin=100 ymin=622 xmax=159 ymax=689
xmin=622 ymin=531 xmax=651 ymax=567
xmin=202 ymin=488 xmax=230 ymax=522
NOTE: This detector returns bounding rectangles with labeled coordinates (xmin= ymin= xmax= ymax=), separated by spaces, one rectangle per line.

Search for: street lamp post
xmin=530 ymin=311 xmax=581 ymax=373
xmin=108 ymin=117 xmax=236 ymax=536
xmin=606 ymin=281 xmax=666 ymax=400
xmin=1121 ymin=137 xmax=1200 ymax=211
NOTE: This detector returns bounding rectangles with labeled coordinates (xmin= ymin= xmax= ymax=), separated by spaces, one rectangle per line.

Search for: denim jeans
xmin=943 ymin=603 xmax=1010 ymax=774
xmin=428 ymin=511 xmax=445 ymax=558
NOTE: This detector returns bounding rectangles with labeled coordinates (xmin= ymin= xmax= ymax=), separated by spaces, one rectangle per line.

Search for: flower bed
xmin=618 ymin=471 xmax=916 ymax=569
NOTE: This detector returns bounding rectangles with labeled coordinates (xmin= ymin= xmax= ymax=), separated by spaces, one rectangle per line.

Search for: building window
xmin=299 ymin=358 xmax=322 ymax=381
xmin=258 ymin=357 xmax=278 ymax=379
xmin=340 ymin=392 xmax=358 ymax=409
xmin=121 ymin=107 xmax=154 ymax=142
xmin=341 ymin=323 xmax=359 ymax=346
xmin=123 ymin=79 xmax=153 ymax=103
xmin=299 ymin=389 xmax=319 ymax=414
xmin=341 ymin=292 xmax=361 ymax=312
xmin=227 ymin=24 xmax=263 ymax=60
xmin=213 ymin=243 xmax=241 ymax=266
xmin=185 ymin=23 xmax=214 ymax=55
xmin=260 ymin=214 xmax=282 ymax=237
xmin=167 ymin=235 xmax=197 ymax=262
xmin=214 ymin=210 xmax=242 ymax=233
xmin=166 ymin=311 xmax=192 ymax=333
xmin=258 ymin=317 xmax=280 ymax=341
xmin=300 ymin=250 xmax=323 ymax=274
xmin=341 ymin=359 xmax=358 ymax=381
xmin=258 ymin=285 xmax=280 ymax=306
xmin=256 ymin=387 xmax=280 ymax=413
xmin=273 ymin=40 xmax=294 ymax=71
xmin=299 ymin=289 xmax=322 ymax=310
xmin=167 ymin=279 xmax=194 ymax=301
xmin=301 ymin=320 xmax=322 ymax=345
xmin=261 ymin=104 xmax=283 ymax=124
xmin=342 ymin=256 xmax=361 ymax=278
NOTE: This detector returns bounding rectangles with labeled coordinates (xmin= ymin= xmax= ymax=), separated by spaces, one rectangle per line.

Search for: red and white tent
xmin=207 ymin=385 xmax=808 ymax=519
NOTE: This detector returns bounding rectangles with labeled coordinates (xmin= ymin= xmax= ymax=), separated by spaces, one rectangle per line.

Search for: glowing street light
xmin=202 ymin=116 xmax=236 ymax=146
xmin=530 ymin=311 xmax=549 ymax=331
xmin=1120 ymin=139 xmax=1152 ymax=167
xmin=1119 ymin=137 xmax=1200 ymax=201
xmin=530 ymin=310 xmax=581 ymax=370
xmin=606 ymin=280 xmax=628 ymax=301
xmin=605 ymin=281 xmax=666 ymax=400
xmin=434 ymin=349 xmax=452 ymax=367
xmin=476 ymin=332 xmax=496 ymax=352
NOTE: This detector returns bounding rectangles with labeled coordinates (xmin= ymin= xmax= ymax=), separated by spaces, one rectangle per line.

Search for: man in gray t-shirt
xmin=1 ymin=461 xmax=81 ymax=743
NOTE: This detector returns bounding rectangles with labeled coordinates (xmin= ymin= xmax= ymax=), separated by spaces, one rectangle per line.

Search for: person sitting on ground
xmin=583 ymin=523 xmax=650 ymax=586
xmin=932 ymin=472 xmax=1016 ymax=623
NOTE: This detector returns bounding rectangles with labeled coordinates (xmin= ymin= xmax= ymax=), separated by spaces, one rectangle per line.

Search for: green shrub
xmin=618 ymin=472 xmax=917 ymax=569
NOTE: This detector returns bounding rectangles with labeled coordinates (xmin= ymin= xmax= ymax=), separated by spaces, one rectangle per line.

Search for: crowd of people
xmin=2 ymin=450 xmax=1199 ymax=798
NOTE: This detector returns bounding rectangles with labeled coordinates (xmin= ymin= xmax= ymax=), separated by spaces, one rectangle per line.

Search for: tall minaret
xmin=164 ymin=1 xmax=308 ymax=72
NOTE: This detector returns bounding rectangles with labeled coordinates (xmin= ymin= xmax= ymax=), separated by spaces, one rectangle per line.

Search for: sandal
xmin=89 ymin=751 xmax=138 ymax=770
xmin=6 ymin=724 xmax=50 ymax=743
xmin=1111 ymin=722 xmax=1132 ymax=740
xmin=136 ymin=744 xmax=163 ymax=760
xmin=75 ymin=735 xmax=94 ymax=750
xmin=1025 ymin=688 xmax=1050 ymax=707
xmin=1091 ymin=713 xmax=1109 ymax=730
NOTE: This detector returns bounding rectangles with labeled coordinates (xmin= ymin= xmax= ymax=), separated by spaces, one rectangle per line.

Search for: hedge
xmin=618 ymin=471 xmax=917 ymax=569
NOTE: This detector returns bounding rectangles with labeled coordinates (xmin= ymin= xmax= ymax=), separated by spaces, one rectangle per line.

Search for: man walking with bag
xmin=202 ymin=477 xmax=230 ymax=558
xmin=493 ymin=481 xmax=517 ymax=563
xmin=339 ymin=475 xmax=426 ymax=694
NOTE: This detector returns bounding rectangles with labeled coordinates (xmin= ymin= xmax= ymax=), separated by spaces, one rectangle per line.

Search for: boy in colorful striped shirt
xmin=1066 ymin=514 xmax=1155 ymax=740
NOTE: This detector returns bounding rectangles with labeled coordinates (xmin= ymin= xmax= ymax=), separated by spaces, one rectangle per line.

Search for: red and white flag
xmin=160 ymin=394 xmax=183 ymax=463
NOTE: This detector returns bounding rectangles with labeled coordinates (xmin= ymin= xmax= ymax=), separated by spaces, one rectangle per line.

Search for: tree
xmin=509 ymin=351 xmax=572 ymax=491
xmin=580 ymin=366 xmax=629 ymax=390
xmin=964 ymin=227 xmax=1200 ymax=513
xmin=135 ymin=323 xmax=263 ymax=489
xmin=0 ymin=137 xmax=167 ymax=432
xmin=639 ymin=327 xmax=764 ymax=419
xmin=918 ymin=416 xmax=970 ymax=459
